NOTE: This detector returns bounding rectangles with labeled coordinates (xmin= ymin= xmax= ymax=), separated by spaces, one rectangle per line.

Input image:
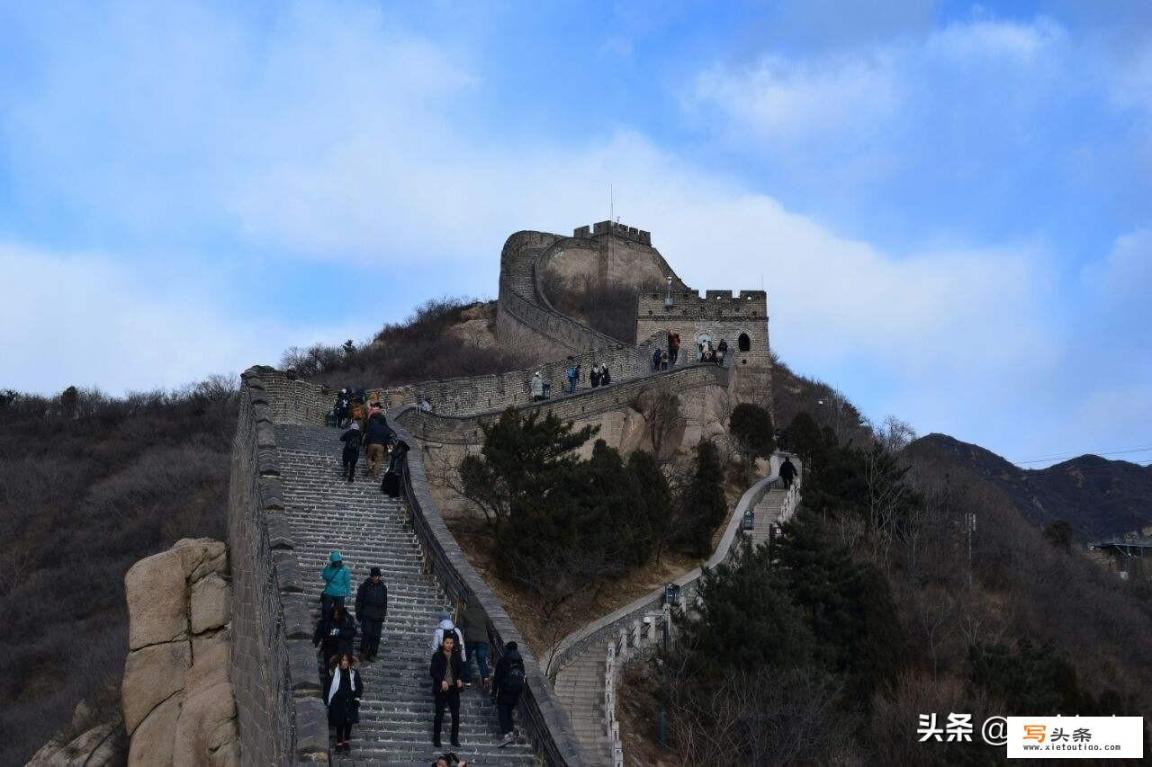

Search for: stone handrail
xmin=543 ymin=458 xmax=794 ymax=679
xmin=390 ymin=406 xmax=586 ymax=767
xmin=229 ymin=368 xmax=329 ymax=765
xmin=394 ymin=363 xmax=729 ymax=444
xmin=593 ymin=458 xmax=803 ymax=765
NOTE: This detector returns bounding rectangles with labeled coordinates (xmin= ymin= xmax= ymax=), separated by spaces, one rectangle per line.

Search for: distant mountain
xmin=905 ymin=433 xmax=1152 ymax=540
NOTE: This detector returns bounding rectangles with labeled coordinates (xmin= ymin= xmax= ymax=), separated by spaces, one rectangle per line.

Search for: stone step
xmin=274 ymin=424 xmax=524 ymax=762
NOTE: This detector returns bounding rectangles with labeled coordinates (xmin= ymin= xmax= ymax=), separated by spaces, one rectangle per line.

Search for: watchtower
xmin=636 ymin=288 xmax=774 ymax=416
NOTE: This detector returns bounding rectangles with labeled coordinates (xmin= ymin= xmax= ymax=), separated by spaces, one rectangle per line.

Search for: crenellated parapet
xmin=572 ymin=220 xmax=652 ymax=246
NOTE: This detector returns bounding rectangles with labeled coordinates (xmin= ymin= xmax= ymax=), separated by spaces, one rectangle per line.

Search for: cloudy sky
xmin=1 ymin=0 xmax=1149 ymax=466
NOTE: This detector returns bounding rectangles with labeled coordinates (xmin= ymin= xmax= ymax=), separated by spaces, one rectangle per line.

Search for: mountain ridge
xmin=906 ymin=432 xmax=1152 ymax=539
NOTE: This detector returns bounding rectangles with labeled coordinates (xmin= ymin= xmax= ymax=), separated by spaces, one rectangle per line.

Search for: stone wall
xmin=228 ymin=369 xmax=328 ymax=765
xmin=394 ymin=363 xmax=728 ymax=445
xmin=637 ymin=289 xmax=774 ymax=413
xmin=391 ymin=414 xmax=587 ymax=766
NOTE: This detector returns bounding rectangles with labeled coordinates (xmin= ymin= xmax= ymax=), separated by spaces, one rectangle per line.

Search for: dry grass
xmin=445 ymin=515 xmax=698 ymax=658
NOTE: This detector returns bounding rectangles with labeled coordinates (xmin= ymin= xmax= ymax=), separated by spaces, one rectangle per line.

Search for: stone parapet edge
xmin=390 ymin=407 xmax=586 ymax=767
xmin=234 ymin=366 xmax=332 ymax=766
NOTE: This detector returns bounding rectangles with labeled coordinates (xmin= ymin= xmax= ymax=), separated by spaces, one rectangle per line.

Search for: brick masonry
xmin=228 ymin=368 xmax=329 ymax=766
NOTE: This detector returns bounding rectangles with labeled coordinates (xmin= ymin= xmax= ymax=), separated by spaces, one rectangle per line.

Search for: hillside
xmin=907 ymin=433 xmax=1152 ymax=538
xmin=5 ymin=294 xmax=1151 ymax=765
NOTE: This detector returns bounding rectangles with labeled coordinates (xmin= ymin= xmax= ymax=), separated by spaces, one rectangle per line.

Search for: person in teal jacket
xmin=321 ymin=550 xmax=352 ymax=619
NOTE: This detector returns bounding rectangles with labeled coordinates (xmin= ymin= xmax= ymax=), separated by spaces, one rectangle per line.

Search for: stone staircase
xmin=750 ymin=484 xmax=790 ymax=547
xmin=275 ymin=424 xmax=537 ymax=766
xmin=552 ymin=652 xmax=612 ymax=765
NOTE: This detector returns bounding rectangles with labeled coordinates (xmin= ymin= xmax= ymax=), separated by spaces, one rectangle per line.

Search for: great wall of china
xmin=227 ymin=222 xmax=799 ymax=765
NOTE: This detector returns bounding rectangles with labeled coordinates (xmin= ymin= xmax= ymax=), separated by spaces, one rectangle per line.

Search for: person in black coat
xmin=355 ymin=567 xmax=388 ymax=661
xmin=779 ymin=457 xmax=798 ymax=489
xmin=314 ymin=604 xmax=357 ymax=663
xmin=381 ymin=440 xmax=409 ymax=498
xmin=491 ymin=641 xmax=526 ymax=746
xmin=326 ymin=653 xmax=364 ymax=754
xmin=430 ymin=632 xmax=464 ymax=748
xmin=339 ymin=423 xmax=363 ymax=482
xmin=363 ymin=412 xmax=394 ymax=478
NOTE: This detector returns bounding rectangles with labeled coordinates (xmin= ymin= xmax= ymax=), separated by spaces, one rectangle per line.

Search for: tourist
xmin=530 ymin=371 xmax=544 ymax=402
xmin=339 ymin=422 xmax=363 ymax=483
xmin=652 ymin=347 xmax=662 ymax=371
xmin=668 ymin=333 xmax=681 ymax=366
xmin=430 ymin=632 xmax=464 ymax=748
xmin=779 ymin=456 xmax=797 ymax=489
xmin=349 ymin=397 xmax=367 ymax=432
xmin=325 ymin=653 xmax=363 ymax=755
xmin=382 ymin=439 xmax=409 ymax=498
xmin=419 ymin=396 xmax=433 ymax=413
xmin=716 ymin=338 xmax=728 ymax=366
xmin=564 ymin=357 xmax=580 ymax=394
xmin=333 ymin=388 xmax=350 ymax=428
xmin=363 ymin=411 xmax=393 ymax=478
xmin=492 ymin=641 xmax=526 ymax=747
xmin=314 ymin=604 xmax=357 ymax=663
xmin=457 ymin=599 xmax=489 ymax=688
xmin=589 ymin=365 xmax=602 ymax=388
xmin=430 ymin=611 xmax=466 ymax=664
xmin=600 ymin=365 xmax=612 ymax=386
xmin=321 ymin=550 xmax=352 ymax=619
xmin=355 ymin=567 xmax=388 ymax=662
xmin=660 ymin=349 xmax=669 ymax=370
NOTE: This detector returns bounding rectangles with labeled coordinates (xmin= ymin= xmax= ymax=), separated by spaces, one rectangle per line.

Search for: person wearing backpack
xmin=492 ymin=641 xmax=526 ymax=747
xmin=363 ymin=411 xmax=393 ymax=478
xmin=430 ymin=612 xmax=466 ymax=665
xmin=339 ymin=422 xmax=363 ymax=483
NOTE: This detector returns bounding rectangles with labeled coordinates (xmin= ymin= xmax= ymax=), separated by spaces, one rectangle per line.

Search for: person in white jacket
xmin=431 ymin=612 xmax=466 ymax=663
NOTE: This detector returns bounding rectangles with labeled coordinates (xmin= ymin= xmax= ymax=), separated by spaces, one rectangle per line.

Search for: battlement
xmin=638 ymin=289 xmax=767 ymax=313
xmin=573 ymin=220 xmax=652 ymax=246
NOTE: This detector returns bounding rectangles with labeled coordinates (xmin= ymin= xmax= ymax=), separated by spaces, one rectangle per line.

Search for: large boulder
xmin=172 ymin=680 xmax=240 ymax=767
xmin=125 ymin=548 xmax=188 ymax=650
xmin=119 ymin=538 xmax=239 ymax=767
xmin=128 ymin=695 xmax=181 ymax=767
xmin=191 ymin=572 xmax=231 ymax=634
xmin=122 ymin=641 xmax=191 ymax=734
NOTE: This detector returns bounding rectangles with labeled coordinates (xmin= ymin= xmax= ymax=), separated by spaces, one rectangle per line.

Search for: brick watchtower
xmin=636 ymin=288 xmax=774 ymax=417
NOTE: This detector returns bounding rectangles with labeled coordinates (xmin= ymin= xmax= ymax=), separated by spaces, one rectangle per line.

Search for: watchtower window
xmin=738 ymin=333 xmax=751 ymax=352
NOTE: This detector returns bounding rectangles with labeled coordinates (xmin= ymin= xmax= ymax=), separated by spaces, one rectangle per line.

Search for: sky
xmin=0 ymin=0 xmax=1149 ymax=467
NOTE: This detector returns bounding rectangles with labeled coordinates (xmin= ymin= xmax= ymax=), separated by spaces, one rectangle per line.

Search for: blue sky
xmin=1 ymin=0 xmax=1149 ymax=467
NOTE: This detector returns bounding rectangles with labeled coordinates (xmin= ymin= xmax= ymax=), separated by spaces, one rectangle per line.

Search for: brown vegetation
xmin=0 ymin=379 xmax=237 ymax=765
xmin=282 ymin=298 xmax=528 ymax=388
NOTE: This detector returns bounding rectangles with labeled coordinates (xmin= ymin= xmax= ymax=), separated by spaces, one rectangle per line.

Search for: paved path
xmin=276 ymin=424 xmax=536 ymax=766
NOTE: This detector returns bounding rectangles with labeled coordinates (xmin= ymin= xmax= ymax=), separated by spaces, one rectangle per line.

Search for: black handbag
xmin=349 ymin=698 xmax=361 ymax=725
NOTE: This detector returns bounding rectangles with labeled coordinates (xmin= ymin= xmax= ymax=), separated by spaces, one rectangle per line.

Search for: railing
xmin=545 ymin=456 xmax=802 ymax=765
xmin=390 ymin=408 xmax=586 ymax=767
xmin=603 ymin=608 xmax=666 ymax=767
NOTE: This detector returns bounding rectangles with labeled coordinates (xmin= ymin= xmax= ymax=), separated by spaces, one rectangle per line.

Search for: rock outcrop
xmin=25 ymin=702 xmax=125 ymax=767
xmin=122 ymin=538 xmax=239 ymax=767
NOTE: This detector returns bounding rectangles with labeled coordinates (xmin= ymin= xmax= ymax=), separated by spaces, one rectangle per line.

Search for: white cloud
xmin=0 ymin=243 xmax=356 ymax=395
xmin=928 ymin=18 xmax=1063 ymax=64
xmin=1084 ymin=228 xmax=1152 ymax=320
xmin=688 ymin=53 xmax=900 ymax=145
xmin=1 ymin=1 xmax=1139 ymax=468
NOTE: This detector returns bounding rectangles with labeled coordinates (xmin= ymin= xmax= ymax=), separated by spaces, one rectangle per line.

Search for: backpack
xmin=503 ymin=661 xmax=526 ymax=697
